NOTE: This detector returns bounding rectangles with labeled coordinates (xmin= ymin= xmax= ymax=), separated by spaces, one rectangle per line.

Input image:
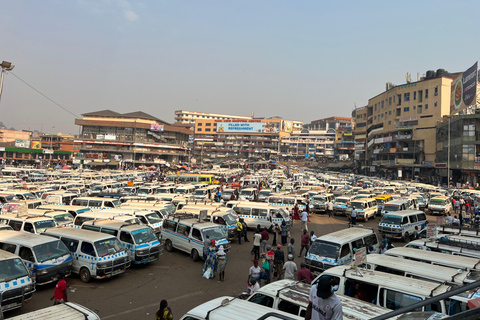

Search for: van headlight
xmin=38 ymin=269 xmax=49 ymax=275
xmin=25 ymin=283 xmax=35 ymax=292
xmin=97 ymin=262 xmax=111 ymax=269
xmin=136 ymin=249 xmax=148 ymax=256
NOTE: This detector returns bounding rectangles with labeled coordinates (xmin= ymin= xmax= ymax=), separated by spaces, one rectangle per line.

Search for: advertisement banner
xmin=31 ymin=141 xmax=42 ymax=149
xmin=281 ymin=120 xmax=293 ymax=133
xmin=451 ymin=62 xmax=478 ymax=114
xmin=15 ymin=139 xmax=30 ymax=148
xmin=150 ymin=124 xmax=164 ymax=132
xmin=217 ymin=122 xmax=279 ymax=133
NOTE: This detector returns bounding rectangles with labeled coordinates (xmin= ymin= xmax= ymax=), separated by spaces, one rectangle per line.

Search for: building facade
xmin=193 ymin=118 xmax=293 ymax=159
xmin=0 ymin=129 xmax=31 ymax=143
xmin=74 ymin=110 xmax=191 ymax=168
xmin=357 ymin=75 xmax=452 ymax=179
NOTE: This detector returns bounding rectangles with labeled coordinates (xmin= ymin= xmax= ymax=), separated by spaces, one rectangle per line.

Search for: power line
xmin=9 ymin=72 xmax=80 ymax=119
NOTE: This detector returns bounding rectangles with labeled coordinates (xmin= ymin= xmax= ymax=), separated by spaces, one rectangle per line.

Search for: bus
xmin=166 ymin=174 xmax=214 ymax=185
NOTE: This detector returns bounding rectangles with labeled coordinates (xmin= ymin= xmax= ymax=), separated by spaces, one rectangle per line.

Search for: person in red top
xmin=297 ymin=262 xmax=315 ymax=284
xmin=298 ymin=229 xmax=310 ymax=257
xmin=52 ymin=271 xmax=68 ymax=305
xmin=260 ymin=228 xmax=269 ymax=255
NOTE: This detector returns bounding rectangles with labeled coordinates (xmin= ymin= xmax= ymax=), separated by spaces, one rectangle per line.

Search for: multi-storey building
xmin=361 ymin=74 xmax=452 ymax=179
xmin=193 ymin=118 xmax=292 ymax=159
xmin=288 ymin=117 xmax=355 ymax=159
xmin=175 ymin=110 xmax=304 ymax=131
xmin=74 ymin=110 xmax=191 ymax=168
xmin=352 ymin=106 xmax=368 ymax=168
xmin=0 ymin=129 xmax=31 ymax=143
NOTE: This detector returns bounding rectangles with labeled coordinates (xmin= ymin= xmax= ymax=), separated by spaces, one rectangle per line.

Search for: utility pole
xmin=0 ymin=61 xmax=15 ymax=104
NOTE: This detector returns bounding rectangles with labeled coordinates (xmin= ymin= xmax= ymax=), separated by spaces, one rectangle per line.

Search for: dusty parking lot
xmin=5 ymin=211 xmax=425 ymax=319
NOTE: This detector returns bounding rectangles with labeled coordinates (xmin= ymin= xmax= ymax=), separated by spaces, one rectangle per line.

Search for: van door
xmin=119 ymin=231 xmax=135 ymax=259
xmin=175 ymin=223 xmax=191 ymax=252
xmin=59 ymin=237 xmax=80 ymax=274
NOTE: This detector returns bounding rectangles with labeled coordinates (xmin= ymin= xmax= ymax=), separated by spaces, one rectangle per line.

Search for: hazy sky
xmin=1 ymin=1 xmax=479 ymax=134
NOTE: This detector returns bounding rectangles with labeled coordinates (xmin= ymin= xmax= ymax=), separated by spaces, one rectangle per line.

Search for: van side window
xmin=75 ymin=216 xmax=92 ymax=226
xmin=285 ymin=199 xmax=295 ymax=205
xmin=177 ymin=224 xmax=190 ymax=236
xmin=192 ymin=228 xmax=202 ymax=241
xmin=402 ymin=217 xmax=409 ymax=225
xmin=104 ymin=201 xmax=115 ymax=208
xmin=0 ymin=242 xmax=16 ymax=253
xmin=81 ymin=242 xmax=96 ymax=256
xmin=340 ymin=244 xmax=350 ymax=258
xmin=72 ymin=199 xmax=88 ymax=206
xmin=364 ymin=234 xmax=378 ymax=247
xmin=163 ymin=220 xmax=177 ymax=232
xmin=249 ymin=293 xmax=274 ymax=307
xmin=138 ymin=217 xmax=148 ymax=225
xmin=90 ymin=200 xmax=102 ymax=207
xmin=410 ymin=215 xmax=418 ymax=223
xmin=19 ymin=247 xmax=35 ymax=262
xmin=381 ymin=288 xmax=422 ymax=310
xmin=24 ymin=222 xmax=34 ymax=233
xmin=120 ymin=231 xmax=134 ymax=244
xmin=251 ymin=209 xmax=260 ymax=217
xmin=59 ymin=237 xmax=78 ymax=252
xmin=259 ymin=209 xmax=268 ymax=217
xmin=83 ymin=225 xmax=101 ymax=232
xmin=9 ymin=221 xmax=22 ymax=231
xmin=278 ymin=299 xmax=300 ymax=316
xmin=352 ymin=239 xmax=365 ymax=250
xmin=417 ymin=213 xmax=427 ymax=221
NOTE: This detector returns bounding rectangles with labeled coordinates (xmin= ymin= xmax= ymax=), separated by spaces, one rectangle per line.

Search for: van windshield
xmin=202 ymin=228 xmax=226 ymax=241
xmin=164 ymin=204 xmax=175 ymax=214
xmin=176 ymin=189 xmax=189 ymax=194
xmin=375 ymin=199 xmax=386 ymax=204
xmin=34 ymin=220 xmax=58 ymax=230
xmin=54 ymin=213 xmax=74 ymax=223
xmin=334 ymin=198 xmax=349 ymax=204
xmin=138 ymin=188 xmax=150 ymax=194
xmin=95 ymin=238 xmax=123 ymax=257
xmin=309 ymin=240 xmax=340 ymax=259
xmin=132 ymin=228 xmax=158 ymax=244
xmin=383 ymin=204 xmax=400 ymax=211
xmin=194 ymin=190 xmax=206 ymax=196
xmin=430 ymin=199 xmax=446 ymax=205
xmin=381 ymin=215 xmax=402 ymax=225
xmin=240 ymin=190 xmax=253 ymax=196
xmin=351 ymin=202 xmax=365 ymax=209
xmin=34 ymin=241 xmax=70 ymax=263
xmin=0 ymin=258 xmax=29 ymax=281
xmin=222 ymin=214 xmax=237 ymax=225
xmin=144 ymin=212 xmax=163 ymax=224
xmin=91 ymin=186 xmax=104 ymax=191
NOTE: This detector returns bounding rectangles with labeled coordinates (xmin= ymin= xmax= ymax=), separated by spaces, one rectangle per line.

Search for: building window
xmin=434 ymin=102 xmax=438 ymax=107
xmin=404 ymin=93 xmax=410 ymax=102
xmin=205 ymin=128 xmax=211 ymax=132
xmin=206 ymin=123 xmax=211 ymax=126
xmin=413 ymin=106 xmax=416 ymax=109
xmin=374 ymin=104 xmax=377 ymax=111
xmin=434 ymin=86 xmax=438 ymax=96
xmin=388 ymin=121 xmax=391 ymax=125
xmin=397 ymin=95 xmax=401 ymax=105
xmin=389 ymin=110 xmax=392 ymax=115
xmin=197 ymin=128 xmax=202 ymax=132
xmin=418 ymin=90 xmax=423 ymax=102
xmin=425 ymin=89 xmax=429 ymax=98
xmin=413 ymin=92 xmax=416 ymax=100
xmin=396 ymin=108 xmax=401 ymax=116
xmin=463 ymin=119 xmax=475 ymax=137
xmin=425 ymin=104 xmax=428 ymax=109
xmin=403 ymin=107 xmax=409 ymax=112
xmin=197 ymin=123 xmax=202 ymax=126
xmin=374 ymin=116 xmax=377 ymax=120
xmin=382 ymin=101 xmax=384 ymax=109
xmin=417 ymin=105 xmax=422 ymax=114
xmin=381 ymin=114 xmax=384 ymax=118
xmin=463 ymin=145 xmax=474 ymax=161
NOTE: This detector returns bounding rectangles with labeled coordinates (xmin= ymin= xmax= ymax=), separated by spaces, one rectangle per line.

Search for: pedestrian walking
xmin=283 ymin=254 xmax=297 ymax=280
xmin=274 ymin=244 xmax=285 ymax=280
xmin=310 ymin=231 xmax=317 ymax=245
xmin=298 ymin=262 xmax=315 ymax=284
xmin=299 ymin=229 xmax=310 ymax=257
xmin=327 ymin=200 xmax=334 ymax=217
xmin=202 ymin=239 xmax=217 ymax=279
xmin=247 ymin=259 xmax=262 ymax=285
xmin=280 ymin=220 xmax=288 ymax=246
xmin=350 ymin=208 xmax=357 ymax=226
xmin=301 ymin=209 xmax=309 ymax=231
xmin=203 ymin=234 xmax=210 ymax=260
xmin=260 ymin=227 xmax=269 ymax=254
xmin=51 ymin=271 xmax=67 ymax=305
xmin=216 ymin=245 xmax=227 ymax=282
xmin=252 ymin=229 xmax=261 ymax=260
xmin=155 ymin=300 xmax=173 ymax=320
xmin=242 ymin=219 xmax=249 ymax=242
xmin=272 ymin=223 xmax=279 ymax=246
xmin=236 ymin=219 xmax=243 ymax=244
xmin=288 ymin=238 xmax=295 ymax=259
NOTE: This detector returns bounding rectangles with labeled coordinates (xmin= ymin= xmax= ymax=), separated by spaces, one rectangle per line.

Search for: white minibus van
xmin=378 ymin=210 xmax=428 ymax=242
xmin=0 ymin=249 xmax=35 ymax=312
xmin=0 ymin=230 xmax=72 ymax=285
xmin=42 ymin=227 xmax=131 ymax=282
xmin=6 ymin=302 xmax=100 ymax=320
xmin=305 ymin=227 xmax=379 ymax=274
xmin=346 ymin=198 xmax=377 ymax=221
xmin=70 ymin=197 xmax=121 ymax=209
xmin=81 ymin=220 xmax=161 ymax=265
xmin=232 ymin=203 xmax=291 ymax=231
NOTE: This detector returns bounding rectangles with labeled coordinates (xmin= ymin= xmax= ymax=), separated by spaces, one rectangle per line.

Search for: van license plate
xmin=112 ymin=269 xmax=124 ymax=276
xmin=3 ymin=302 xmax=21 ymax=310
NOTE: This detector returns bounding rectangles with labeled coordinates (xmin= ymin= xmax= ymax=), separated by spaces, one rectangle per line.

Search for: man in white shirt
xmin=301 ymin=210 xmax=309 ymax=232
xmin=350 ymin=208 xmax=357 ymax=226
xmin=327 ymin=201 xmax=334 ymax=217
xmin=306 ymin=277 xmax=343 ymax=320
xmin=283 ymin=254 xmax=297 ymax=280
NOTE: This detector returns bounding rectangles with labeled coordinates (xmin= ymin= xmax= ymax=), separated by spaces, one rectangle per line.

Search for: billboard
xmin=31 ymin=141 xmax=42 ymax=149
xmin=150 ymin=124 xmax=164 ymax=132
xmin=451 ymin=62 xmax=478 ymax=114
xmin=216 ymin=122 xmax=279 ymax=133
xmin=15 ymin=139 xmax=30 ymax=148
xmin=281 ymin=120 xmax=293 ymax=133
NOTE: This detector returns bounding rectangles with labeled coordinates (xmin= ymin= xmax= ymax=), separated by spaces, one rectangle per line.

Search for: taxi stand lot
xmin=0 ymin=167 xmax=480 ymax=319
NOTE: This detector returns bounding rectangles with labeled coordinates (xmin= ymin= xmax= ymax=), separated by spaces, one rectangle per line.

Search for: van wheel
xmin=165 ymin=240 xmax=173 ymax=252
xmin=402 ymin=232 xmax=409 ymax=242
xmin=192 ymin=249 xmax=200 ymax=262
xmin=80 ymin=267 xmax=91 ymax=283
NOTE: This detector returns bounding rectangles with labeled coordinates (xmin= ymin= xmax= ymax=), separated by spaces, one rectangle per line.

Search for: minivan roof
xmin=381 ymin=210 xmax=424 ymax=217
xmin=43 ymin=227 xmax=119 ymax=241
xmin=317 ymin=227 xmax=375 ymax=243
xmin=0 ymin=230 xmax=59 ymax=246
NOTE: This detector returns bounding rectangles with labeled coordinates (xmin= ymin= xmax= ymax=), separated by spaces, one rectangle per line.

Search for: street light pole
xmin=0 ymin=61 xmax=15 ymax=104
xmin=448 ymin=116 xmax=451 ymax=187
